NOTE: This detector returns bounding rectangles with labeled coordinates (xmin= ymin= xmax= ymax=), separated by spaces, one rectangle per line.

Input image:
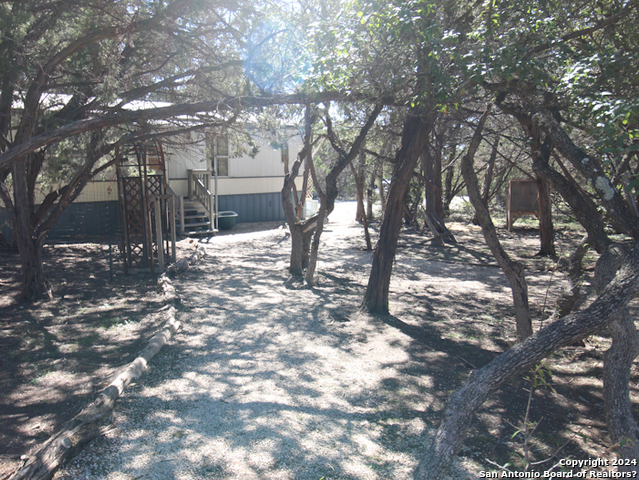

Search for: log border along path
xmin=8 ymin=245 xmax=207 ymax=480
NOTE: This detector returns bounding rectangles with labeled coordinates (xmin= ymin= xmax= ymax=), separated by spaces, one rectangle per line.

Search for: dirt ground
xmin=0 ymin=201 xmax=637 ymax=479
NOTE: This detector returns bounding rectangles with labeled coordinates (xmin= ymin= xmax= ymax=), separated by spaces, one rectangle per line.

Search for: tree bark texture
xmin=536 ymin=173 xmax=555 ymax=256
xmin=460 ymin=106 xmax=533 ymax=340
xmin=12 ymin=158 xmax=51 ymax=301
xmin=556 ymin=235 xmax=590 ymax=317
xmin=10 ymin=307 xmax=180 ymax=480
xmin=414 ymin=241 xmax=639 ymax=479
xmin=533 ymin=111 xmax=639 ymax=239
xmin=362 ymin=109 xmax=435 ymax=314
xmin=282 ymin=162 xmax=310 ymax=274
xmin=422 ymin=139 xmax=443 ymax=218
xmin=282 ymin=106 xmax=314 ymax=275
xmin=595 ymin=244 xmax=639 ymax=471
xmin=305 ymin=202 xmax=326 ymax=287
xmin=530 ymin=131 xmax=556 ymax=256
xmin=532 ymin=157 xmax=610 ymax=254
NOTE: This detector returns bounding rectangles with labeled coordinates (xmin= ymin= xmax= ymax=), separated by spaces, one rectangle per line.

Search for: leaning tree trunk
xmin=305 ymin=199 xmax=326 ymax=287
xmin=414 ymin=241 xmax=639 ymax=479
xmin=533 ymin=111 xmax=639 ymax=239
xmin=461 ymin=106 xmax=533 ymax=340
xmin=595 ymin=244 xmax=639 ymax=471
xmin=471 ymin=141 xmax=497 ymax=225
xmin=532 ymin=155 xmax=610 ymax=254
xmin=305 ymin=104 xmax=382 ymax=286
xmin=362 ymin=109 xmax=435 ymax=314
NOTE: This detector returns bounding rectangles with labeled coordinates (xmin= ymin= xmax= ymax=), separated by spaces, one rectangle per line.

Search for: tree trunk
xmin=556 ymin=234 xmax=590 ymax=317
xmin=422 ymin=139 xmax=443 ymax=217
xmin=305 ymin=202 xmax=326 ymax=287
xmin=603 ymin=311 xmax=639 ymax=471
xmin=18 ymin=233 xmax=50 ymax=302
xmin=282 ymin=171 xmax=305 ymax=274
xmin=533 ymin=111 xmax=639 ymax=239
xmin=472 ymin=141 xmax=497 ymax=225
xmin=353 ymin=149 xmax=366 ymax=222
xmin=531 ymin=134 xmax=555 ymax=256
xmin=443 ymin=164 xmax=455 ymax=217
xmin=461 ymin=106 xmax=533 ymax=340
xmin=481 ymin=142 xmax=497 ymax=204
xmin=351 ymin=162 xmax=372 ymax=251
xmin=414 ymin=241 xmax=639 ymax=479
xmin=13 ymin=160 xmax=52 ymax=301
xmin=595 ymin=244 xmax=639 ymax=471
xmin=366 ymin=159 xmax=379 ymax=221
xmin=532 ymin=154 xmax=610 ymax=254
xmin=305 ymin=104 xmax=382 ymax=286
xmin=5 ymin=131 xmax=108 ymax=301
xmin=282 ymin=105 xmax=314 ymax=275
xmin=361 ymin=109 xmax=435 ymax=314
xmin=536 ymin=173 xmax=555 ymax=256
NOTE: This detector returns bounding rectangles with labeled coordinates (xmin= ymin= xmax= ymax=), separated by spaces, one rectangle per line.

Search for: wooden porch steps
xmin=178 ymin=199 xmax=217 ymax=238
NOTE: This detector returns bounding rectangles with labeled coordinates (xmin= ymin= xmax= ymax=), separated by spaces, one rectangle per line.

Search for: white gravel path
xmin=61 ymin=202 xmax=477 ymax=480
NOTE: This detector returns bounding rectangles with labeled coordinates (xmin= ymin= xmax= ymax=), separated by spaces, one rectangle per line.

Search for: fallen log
xmin=9 ymin=307 xmax=180 ymax=480
xmin=413 ymin=242 xmax=639 ymax=479
xmin=159 ymin=244 xmax=207 ymax=303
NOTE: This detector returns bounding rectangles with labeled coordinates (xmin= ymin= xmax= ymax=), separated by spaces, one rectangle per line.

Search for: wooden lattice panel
xmin=117 ymin=140 xmax=172 ymax=272
xmin=123 ymin=177 xmax=146 ymax=266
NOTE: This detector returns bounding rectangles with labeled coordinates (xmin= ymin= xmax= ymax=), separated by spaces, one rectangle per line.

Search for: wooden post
xmin=117 ymin=176 xmax=131 ymax=274
xmin=179 ymin=196 xmax=185 ymax=236
xmin=187 ymin=169 xmax=193 ymax=199
xmin=169 ymin=195 xmax=177 ymax=262
xmin=154 ymin=197 xmax=164 ymax=272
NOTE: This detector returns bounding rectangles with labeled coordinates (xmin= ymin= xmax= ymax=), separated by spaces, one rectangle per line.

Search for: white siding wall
xmin=164 ymin=130 xmax=304 ymax=198
xmin=35 ymin=176 xmax=303 ymax=205
xmin=34 ymin=181 xmax=119 ymax=204
xmin=164 ymin=134 xmax=207 ymax=181
xmin=31 ymin=129 xmax=305 ymax=204
xmin=230 ymin=134 xmax=304 ymax=178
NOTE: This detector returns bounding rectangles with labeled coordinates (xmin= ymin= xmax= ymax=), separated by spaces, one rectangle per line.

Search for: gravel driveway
xmin=61 ymin=202 xmax=477 ymax=480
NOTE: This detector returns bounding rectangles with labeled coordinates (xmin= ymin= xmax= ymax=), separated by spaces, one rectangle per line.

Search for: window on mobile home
xmin=207 ymin=134 xmax=229 ymax=177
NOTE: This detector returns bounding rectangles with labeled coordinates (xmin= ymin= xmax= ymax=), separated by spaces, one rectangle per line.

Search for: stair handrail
xmin=187 ymin=169 xmax=215 ymax=225
xmin=165 ymin=184 xmax=184 ymax=236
